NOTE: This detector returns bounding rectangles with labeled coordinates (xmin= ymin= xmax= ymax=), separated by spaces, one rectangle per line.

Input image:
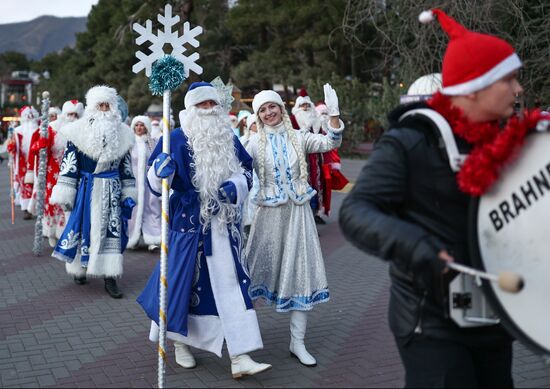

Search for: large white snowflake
xmin=132 ymin=3 xmax=203 ymax=77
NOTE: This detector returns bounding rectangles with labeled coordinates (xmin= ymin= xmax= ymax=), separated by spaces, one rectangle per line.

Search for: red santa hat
xmin=419 ymin=9 xmax=521 ymax=95
xmin=19 ymin=106 xmax=39 ymax=122
xmin=62 ymin=100 xmax=84 ymax=118
xmin=295 ymin=87 xmax=313 ymax=109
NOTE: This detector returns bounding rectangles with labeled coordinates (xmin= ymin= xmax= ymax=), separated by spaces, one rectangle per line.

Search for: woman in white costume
xmin=126 ymin=116 xmax=161 ymax=251
xmin=244 ymin=85 xmax=344 ymax=367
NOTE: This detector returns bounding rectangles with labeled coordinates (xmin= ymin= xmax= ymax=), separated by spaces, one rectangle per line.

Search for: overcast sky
xmin=0 ymin=0 xmax=99 ymax=24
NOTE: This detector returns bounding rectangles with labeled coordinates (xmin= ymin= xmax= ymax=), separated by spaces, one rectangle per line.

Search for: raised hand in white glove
xmin=323 ymin=83 xmax=340 ymax=116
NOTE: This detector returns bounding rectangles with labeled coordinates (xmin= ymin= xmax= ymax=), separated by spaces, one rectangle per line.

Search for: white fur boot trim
xmin=174 ymin=342 xmax=196 ymax=369
xmin=230 ymin=354 xmax=271 ymax=379
xmin=289 ymin=311 xmax=317 ymax=367
xmin=65 ymin=255 xmax=87 ymax=277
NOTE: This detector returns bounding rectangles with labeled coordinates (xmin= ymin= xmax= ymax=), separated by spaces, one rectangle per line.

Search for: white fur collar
xmin=60 ymin=118 xmax=135 ymax=162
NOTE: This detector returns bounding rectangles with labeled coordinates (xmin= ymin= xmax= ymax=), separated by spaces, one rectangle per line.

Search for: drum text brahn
xmin=489 ymin=162 xmax=550 ymax=231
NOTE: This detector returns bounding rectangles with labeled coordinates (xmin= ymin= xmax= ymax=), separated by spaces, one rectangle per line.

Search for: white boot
xmin=174 ymin=342 xmax=196 ymax=369
xmin=289 ymin=311 xmax=317 ymax=367
xmin=230 ymin=354 xmax=271 ymax=379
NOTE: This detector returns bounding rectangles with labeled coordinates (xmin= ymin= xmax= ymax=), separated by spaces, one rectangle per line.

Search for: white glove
xmin=323 ymin=83 xmax=340 ymax=116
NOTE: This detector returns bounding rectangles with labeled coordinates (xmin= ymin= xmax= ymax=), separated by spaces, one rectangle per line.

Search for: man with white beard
xmin=6 ymin=106 xmax=40 ymax=219
xmin=26 ymin=100 xmax=84 ymax=247
xmin=50 ymin=86 xmax=136 ymax=299
xmin=137 ymin=82 xmax=271 ymax=379
xmin=292 ymin=90 xmax=329 ymax=224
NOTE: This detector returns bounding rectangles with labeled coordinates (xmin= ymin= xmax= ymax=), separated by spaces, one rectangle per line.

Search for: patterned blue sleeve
xmin=56 ymin=141 xmax=80 ymax=189
xmin=148 ymin=136 xmax=163 ymax=167
xmin=50 ymin=141 xmax=80 ymax=207
xmin=234 ymin=136 xmax=253 ymax=190
xmin=119 ymin=151 xmax=136 ymax=200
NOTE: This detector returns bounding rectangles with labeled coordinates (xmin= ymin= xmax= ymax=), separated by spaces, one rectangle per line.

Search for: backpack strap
xmin=399 ymin=108 xmax=467 ymax=172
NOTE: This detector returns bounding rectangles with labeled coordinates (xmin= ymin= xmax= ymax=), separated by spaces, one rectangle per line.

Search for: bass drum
xmin=469 ymin=131 xmax=550 ymax=359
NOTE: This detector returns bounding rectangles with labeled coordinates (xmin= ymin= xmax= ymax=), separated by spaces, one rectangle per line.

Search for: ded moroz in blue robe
xmin=136 ymin=128 xmax=263 ymax=358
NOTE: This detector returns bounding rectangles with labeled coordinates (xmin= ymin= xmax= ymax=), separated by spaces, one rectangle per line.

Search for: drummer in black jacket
xmin=339 ymin=8 xmax=529 ymax=388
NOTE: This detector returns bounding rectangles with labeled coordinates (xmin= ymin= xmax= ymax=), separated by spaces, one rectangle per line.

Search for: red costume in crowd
xmin=7 ymin=106 xmax=39 ymax=218
xmin=291 ymin=89 xmax=348 ymax=218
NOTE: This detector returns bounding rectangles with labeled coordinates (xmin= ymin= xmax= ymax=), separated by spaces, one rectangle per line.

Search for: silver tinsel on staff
xmin=33 ymin=91 xmax=50 ymax=256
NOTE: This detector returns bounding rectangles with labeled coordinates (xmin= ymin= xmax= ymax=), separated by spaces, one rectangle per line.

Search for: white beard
xmin=15 ymin=121 xmax=38 ymax=156
xmin=184 ymin=106 xmax=242 ymax=230
xmin=83 ymin=110 xmax=122 ymax=161
xmin=295 ymin=109 xmax=322 ymax=133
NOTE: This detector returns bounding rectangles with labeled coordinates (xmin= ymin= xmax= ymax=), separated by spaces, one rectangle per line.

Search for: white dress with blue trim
xmin=244 ymin=120 xmax=344 ymax=312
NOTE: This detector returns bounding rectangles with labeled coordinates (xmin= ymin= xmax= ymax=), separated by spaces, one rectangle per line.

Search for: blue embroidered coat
xmin=137 ymin=129 xmax=254 ymax=339
xmin=50 ymin=121 xmax=136 ymax=278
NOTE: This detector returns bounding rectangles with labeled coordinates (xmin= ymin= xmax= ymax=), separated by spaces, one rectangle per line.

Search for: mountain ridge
xmin=0 ymin=15 xmax=87 ymax=59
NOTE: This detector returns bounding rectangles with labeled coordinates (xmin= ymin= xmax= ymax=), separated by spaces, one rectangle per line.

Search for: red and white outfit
xmin=27 ymin=100 xmax=84 ymax=245
xmin=291 ymin=93 xmax=349 ymax=216
xmin=7 ymin=106 xmax=39 ymax=211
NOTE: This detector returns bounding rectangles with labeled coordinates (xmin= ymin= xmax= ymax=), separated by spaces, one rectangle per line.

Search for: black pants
xmin=396 ymin=335 xmax=514 ymax=388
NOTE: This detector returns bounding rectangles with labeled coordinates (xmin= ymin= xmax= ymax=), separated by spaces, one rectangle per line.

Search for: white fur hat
xmin=62 ymin=100 xmax=84 ymax=118
xmin=295 ymin=95 xmax=313 ymax=108
xmin=237 ymin=110 xmax=251 ymax=123
xmin=85 ymin=85 xmax=119 ymax=112
xmin=407 ymin=73 xmax=442 ymax=96
xmin=252 ymin=90 xmax=284 ymax=114
xmin=131 ymin=115 xmax=152 ymax=133
xmin=246 ymin=114 xmax=257 ymax=131
xmin=184 ymin=81 xmax=221 ymax=109
xmin=48 ymin=107 xmax=61 ymax=116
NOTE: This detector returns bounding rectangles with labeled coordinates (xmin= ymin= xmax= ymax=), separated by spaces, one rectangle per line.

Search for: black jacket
xmin=339 ymin=103 xmax=511 ymax=343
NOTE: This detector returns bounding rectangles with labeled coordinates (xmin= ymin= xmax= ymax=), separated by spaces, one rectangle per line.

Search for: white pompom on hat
xmin=252 ymin=90 xmax=284 ymax=114
xmin=184 ymin=81 xmax=221 ymax=109
xmin=62 ymin=100 xmax=84 ymax=118
xmin=85 ymin=85 xmax=119 ymax=113
xmin=419 ymin=8 xmax=521 ymax=95
xmin=131 ymin=115 xmax=152 ymax=134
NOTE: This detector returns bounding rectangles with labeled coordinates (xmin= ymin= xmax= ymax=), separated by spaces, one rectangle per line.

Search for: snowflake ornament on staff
xmin=132 ymin=4 xmax=203 ymax=388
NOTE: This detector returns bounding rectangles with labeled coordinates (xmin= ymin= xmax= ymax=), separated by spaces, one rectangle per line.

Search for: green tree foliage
xmin=0 ymin=51 xmax=30 ymax=77
xmin=226 ymin=0 xmax=369 ymax=94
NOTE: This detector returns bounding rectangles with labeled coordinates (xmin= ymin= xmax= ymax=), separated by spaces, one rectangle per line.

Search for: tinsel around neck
xmin=427 ymin=92 xmax=542 ymax=196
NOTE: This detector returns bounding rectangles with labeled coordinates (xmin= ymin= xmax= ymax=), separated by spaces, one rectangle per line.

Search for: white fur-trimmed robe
xmin=50 ymin=118 xmax=136 ymax=278
xmin=127 ymin=135 xmax=161 ymax=248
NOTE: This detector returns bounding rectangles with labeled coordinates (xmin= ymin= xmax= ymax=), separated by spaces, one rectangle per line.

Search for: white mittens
xmin=323 ymin=83 xmax=340 ymax=116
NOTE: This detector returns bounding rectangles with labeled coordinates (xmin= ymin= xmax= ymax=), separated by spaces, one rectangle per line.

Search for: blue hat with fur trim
xmin=184 ymin=82 xmax=221 ymax=109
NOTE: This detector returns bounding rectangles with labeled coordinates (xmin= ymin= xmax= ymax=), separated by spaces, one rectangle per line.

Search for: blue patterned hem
xmin=249 ymin=285 xmax=330 ymax=312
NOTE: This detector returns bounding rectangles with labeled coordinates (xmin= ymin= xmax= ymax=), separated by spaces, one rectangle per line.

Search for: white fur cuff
xmin=50 ymin=184 xmax=77 ymax=208
xmin=24 ymin=171 xmax=34 ymax=184
xmin=228 ymin=172 xmax=249 ymax=207
xmin=122 ymin=186 xmax=137 ymax=202
xmin=327 ymin=118 xmax=345 ymax=134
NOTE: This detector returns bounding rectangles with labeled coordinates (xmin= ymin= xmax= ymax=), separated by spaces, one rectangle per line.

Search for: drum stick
xmin=447 ymin=262 xmax=524 ymax=294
